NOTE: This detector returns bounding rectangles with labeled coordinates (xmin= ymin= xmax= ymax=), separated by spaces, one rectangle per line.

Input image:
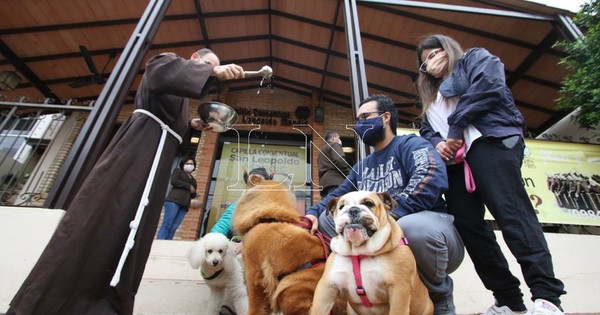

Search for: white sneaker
xmin=483 ymin=304 xmax=528 ymax=315
xmin=530 ymin=299 xmax=564 ymax=315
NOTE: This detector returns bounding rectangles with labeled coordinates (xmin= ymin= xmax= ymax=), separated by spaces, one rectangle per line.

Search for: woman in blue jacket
xmin=416 ymin=34 xmax=566 ymax=315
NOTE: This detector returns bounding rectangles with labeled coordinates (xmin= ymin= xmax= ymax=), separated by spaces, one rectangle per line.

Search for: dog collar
xmin=257 ymin=217 xmax=279 ymax=224
xmin=277 ymin=258 xmax=326 ymax=281
xmin=350 ymin=237 xmax=409 ymax=307
xmin=201 ymin=268 xmax=224 ymax=280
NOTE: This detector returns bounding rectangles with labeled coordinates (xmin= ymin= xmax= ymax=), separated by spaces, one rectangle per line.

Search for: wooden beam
xmin=0 ymin=39 xmax=59 ymax=100
xmin=193 ymin=0 xmax=211 ymax=48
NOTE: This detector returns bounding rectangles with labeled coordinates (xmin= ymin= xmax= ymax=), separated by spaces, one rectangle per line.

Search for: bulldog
xmin=310 ymin=191 xmax=433 ymax=315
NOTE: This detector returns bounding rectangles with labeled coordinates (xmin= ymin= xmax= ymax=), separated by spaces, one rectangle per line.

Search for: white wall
xmin=0 ymin=207 xmax=65 ymax=312
xmin=2 ymin=207 xmax=599 ymax=314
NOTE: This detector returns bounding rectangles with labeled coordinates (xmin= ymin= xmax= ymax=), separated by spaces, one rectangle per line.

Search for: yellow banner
xmin=206 ymin=143 xmax=308 ymax=231
xmin=397 ymin=128 xmax=600 ymax=226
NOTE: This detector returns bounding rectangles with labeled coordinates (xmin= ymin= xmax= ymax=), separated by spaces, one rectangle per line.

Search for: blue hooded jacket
xmin=421 ymin=48 xmax=525 ymax=147
xmin=306 ymin=134 xmax=448 ymax=219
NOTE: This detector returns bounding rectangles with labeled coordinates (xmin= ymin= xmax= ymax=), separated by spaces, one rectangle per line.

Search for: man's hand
xmin=446 ymin=138 xmax=464 ymax=153
xmin=212 ymin=64 xmax=244 ymax=80
xmin=435 ymin=141 xmax=454 ymax=161
xmin=305 ymin=214 xmax=319 ymax=234
xmin=190 ymin=118 xmax=213 ymax=131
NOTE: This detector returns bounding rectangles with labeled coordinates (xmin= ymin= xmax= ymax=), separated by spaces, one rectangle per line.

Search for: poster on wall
xmin=206 ymin=142 xmax=308 ymax=231
xmin=519 ymin=139 xmax=600 ymax=226
xmin=397 ymin=128 xmax=600 ymax=226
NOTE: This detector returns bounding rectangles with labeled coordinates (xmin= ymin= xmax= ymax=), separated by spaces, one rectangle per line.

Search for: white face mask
xmin=337 ymin=139 xmax=342 ymax=145
xmin=183 ymin=165 xmax=194 ymax=173
xmin=425 ymin=51 xmax=448 ymax=78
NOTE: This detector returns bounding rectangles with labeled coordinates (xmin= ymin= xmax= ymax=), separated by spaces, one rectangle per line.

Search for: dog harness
xmin=257 ymin=216 xmax=331 ymax=281
xmin=350 ymin=237 xmax=409 ymax=307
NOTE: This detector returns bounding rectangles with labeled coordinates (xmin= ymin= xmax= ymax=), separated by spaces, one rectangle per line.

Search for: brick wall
xmin=175 ymin=87 xmax=354 ymax=239
xmin=322 ymin=102 xmax=355 ymax=139
xmin=39 ymin=111 xmax=87 ymax=198
xmin=179 ymin=128 xmax=218 ymax=240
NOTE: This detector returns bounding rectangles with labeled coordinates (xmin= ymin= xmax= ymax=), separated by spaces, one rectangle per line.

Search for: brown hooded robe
xmin=8 ymin=53 xmax=214 ymax=315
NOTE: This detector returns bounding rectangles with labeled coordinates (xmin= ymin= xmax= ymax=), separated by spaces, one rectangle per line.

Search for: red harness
xmin=295 ymin=216 xmax=332 ymax=257
xmin=258 ymin=216 xmax=332 ymax=281
xmin=350 ymin=237 xmax=409 ymax=307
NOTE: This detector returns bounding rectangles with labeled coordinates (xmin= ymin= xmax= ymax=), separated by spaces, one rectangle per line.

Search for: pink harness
xmin=454 ymin=144 xmax=476 ymax=193
xmin=350 ymin=237 xmax=409 ymax=307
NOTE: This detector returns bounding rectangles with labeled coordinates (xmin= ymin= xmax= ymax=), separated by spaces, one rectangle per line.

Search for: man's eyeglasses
xmin=419 ymin=49 xmax=442 ymax=73
xmin=355 ymin=111 xmax=384 ymax=123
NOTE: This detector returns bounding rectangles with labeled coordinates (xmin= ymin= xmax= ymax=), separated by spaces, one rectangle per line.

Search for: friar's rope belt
xmin=110 ymin=109 xmax=183 ymax=287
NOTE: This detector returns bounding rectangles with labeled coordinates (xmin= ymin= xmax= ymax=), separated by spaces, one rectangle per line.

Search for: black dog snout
xmin=348 ymin=206 xmax=361 ymax=217
xmin=211 ymin=259 xmax=219 ymax=266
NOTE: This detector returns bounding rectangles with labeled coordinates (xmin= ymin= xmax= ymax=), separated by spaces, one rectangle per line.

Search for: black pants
xmin=445 ymin=136 xmax=565 ymax=310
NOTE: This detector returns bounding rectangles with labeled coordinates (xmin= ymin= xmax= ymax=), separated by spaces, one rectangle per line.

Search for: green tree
xmin=556 ymin=0 xmax=600 ymax=129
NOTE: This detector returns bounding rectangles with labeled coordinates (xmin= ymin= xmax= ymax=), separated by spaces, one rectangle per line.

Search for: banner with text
xmin=206 ymin=143 xmax=308 ymax=231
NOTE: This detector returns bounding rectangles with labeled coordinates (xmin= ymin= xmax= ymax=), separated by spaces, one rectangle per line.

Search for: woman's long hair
xmin=415 ymin=35 xmax=464 ymax=115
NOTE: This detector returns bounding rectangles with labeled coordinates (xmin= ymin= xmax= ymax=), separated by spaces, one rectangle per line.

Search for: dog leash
xmin=276 ymin=258 xmax=327 ymax=281
xmin=296 ymin=216 xmax=332 ymax=257
xmin=350 ymin=237 xmax=409 ymax=307
xmin=257 ymin=216 xmax=331 ymax=257
xmin=270 ymin=216 xmax=332 ymax=281
xmin=454 ymin=144 xmax=476 ymax=193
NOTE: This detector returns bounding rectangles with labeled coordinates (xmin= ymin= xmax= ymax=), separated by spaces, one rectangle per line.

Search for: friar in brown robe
xmin=7 ymin=49 xmax=244 ymax=315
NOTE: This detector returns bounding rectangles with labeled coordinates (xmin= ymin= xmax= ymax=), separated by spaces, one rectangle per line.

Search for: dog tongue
xmin=343 ymin=224 xmax=366 ymax=243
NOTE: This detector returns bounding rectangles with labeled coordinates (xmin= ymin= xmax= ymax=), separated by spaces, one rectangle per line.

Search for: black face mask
xmin=355 ymin=116 xmax=386 ymax=147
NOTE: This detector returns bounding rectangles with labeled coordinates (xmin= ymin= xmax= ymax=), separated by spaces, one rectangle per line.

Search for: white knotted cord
xmin=110 ymin=109 xmax=183 ymax=287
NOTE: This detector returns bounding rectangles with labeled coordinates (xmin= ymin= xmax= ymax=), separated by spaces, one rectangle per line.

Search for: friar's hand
xmin=212 ymin=64 xmax=245 ymax=80
xmin=190 ymin=118 xmax=212 ymax=131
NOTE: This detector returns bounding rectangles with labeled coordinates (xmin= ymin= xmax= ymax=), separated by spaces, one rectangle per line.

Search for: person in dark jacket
xmin=317 ymin=130 xmax=351 ymax=197
xmin=416 ymin=34 xmax=566 ymax=315
xmin=157 ymin=158 xmax=198 ymax=239
xmin=306 ymin=94 xmax=464 ymax=315
xmin=7 ymin=48 xmax=244 ymax=315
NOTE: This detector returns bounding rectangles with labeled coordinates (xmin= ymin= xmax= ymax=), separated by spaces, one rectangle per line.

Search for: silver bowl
xmin=197 ymin=101 xmax=238 ymax=132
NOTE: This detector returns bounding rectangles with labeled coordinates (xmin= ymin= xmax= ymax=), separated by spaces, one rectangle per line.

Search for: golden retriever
xmin=233 ymin=177 xmax=340 ymax=315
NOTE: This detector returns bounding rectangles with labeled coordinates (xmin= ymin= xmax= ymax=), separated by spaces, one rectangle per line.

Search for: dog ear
xmin=187 ymin=237 xmax=206 ymax=269
xmin=377 ymin=192 xmax=397 ymax=211
xmin=242 ymin=168 xmax=249 ymax=183
xmin=325 ymin=197 xmax=339 ymax=215
xmin=246 ymin=174 xmax=265 ymax=188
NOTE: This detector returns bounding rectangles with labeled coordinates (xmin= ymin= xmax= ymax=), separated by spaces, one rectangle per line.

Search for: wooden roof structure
xmin=0 ymin=0 xmax=580 ymax=134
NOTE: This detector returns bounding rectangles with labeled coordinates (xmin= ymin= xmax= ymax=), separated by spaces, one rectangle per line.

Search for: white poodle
xmin=187 ymin=233 xmax=248 ymax=315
